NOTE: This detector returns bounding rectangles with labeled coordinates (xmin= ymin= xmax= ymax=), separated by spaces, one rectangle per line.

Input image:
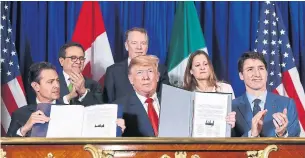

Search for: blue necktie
xmin=253 ymin=99 xmax=262 ymax=116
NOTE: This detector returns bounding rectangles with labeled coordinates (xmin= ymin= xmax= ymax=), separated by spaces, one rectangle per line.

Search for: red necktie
xmin=145 ymin=98 xmax=159 ymax=136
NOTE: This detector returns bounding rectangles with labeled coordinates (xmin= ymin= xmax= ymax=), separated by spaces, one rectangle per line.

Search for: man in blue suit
xmin=233 ymin=52 xmax=300 ymax=137
xmin=103 ymin=27 xmax=169 ymax=103
xmin=113 ymin=55 xmax=161 ymax=137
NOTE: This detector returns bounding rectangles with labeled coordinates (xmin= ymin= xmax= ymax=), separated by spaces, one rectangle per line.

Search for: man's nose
xmin=136 ymin=43 xmax=142 ymax=49
xmin=54 ymin=81 xmax=60 ymax=88
xmin=253 ymin=69 xmax=261 ymax=77
xmin=142 ymin=71 xmax=150 ymax=79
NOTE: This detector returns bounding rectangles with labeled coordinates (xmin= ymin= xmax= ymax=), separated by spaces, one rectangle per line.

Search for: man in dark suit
xmin=233 ymin=52 xmax=300 ymax=137
xmin=58 ymin=42 xmax=103 ymax=106
xmin=114 ymin=55 xmax=161 ymax=137
xmin=7 ymin=62 xmax=125 ymax=137
xmin=7 ymin=62 xmax=61 ymax=137
xmin=103 ymin=27 xmax=169 ymax=103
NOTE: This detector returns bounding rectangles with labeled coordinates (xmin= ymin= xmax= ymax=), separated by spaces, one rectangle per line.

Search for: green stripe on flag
xmin=167 ymin=1 xmax=207 ymax=86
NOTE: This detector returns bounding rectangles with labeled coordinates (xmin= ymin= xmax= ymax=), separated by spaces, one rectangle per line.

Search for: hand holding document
xmin=31 ymin=104 xmax=122 ymax=137
xmin=192 ymin=92 xmax=232 ymax=137
xmin=159 ymin=84 xmax=232 ymax=137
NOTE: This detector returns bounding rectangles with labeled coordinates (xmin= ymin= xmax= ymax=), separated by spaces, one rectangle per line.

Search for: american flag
xmin=254 ymin=1 xmax=305 ymax=137
xmin=1 ymin=1 xmax=27 ymax=136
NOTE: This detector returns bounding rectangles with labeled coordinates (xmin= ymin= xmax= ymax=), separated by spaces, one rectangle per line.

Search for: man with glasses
xmin=58 ymin=42 xmax=103 ymax=106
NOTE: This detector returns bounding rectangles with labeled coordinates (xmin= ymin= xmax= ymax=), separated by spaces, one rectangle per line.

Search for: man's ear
xmin=31 ymin=82 xmax=40 ymax=92
xmin=157 ymin=72 xmax=160 ymax=82
xmin=59 ymin=57 xmax=65 ymax=67
xmin=239 ymin=72 xmax=244 ymax=81
xmin=128 ymin=74 xmax=133 ymax=85
xmin=125 ymin=41 xmax=128 ymax=51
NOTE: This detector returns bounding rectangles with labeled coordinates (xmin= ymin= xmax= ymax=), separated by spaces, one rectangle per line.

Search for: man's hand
xmin=21 ymin=110 xmax=50 ymax=136
xmin=116 ymin=119 xmax=126 ymax=133
xmin=251 ymin=109 xmax=268 ymax=137
xmin=70 ymin=71 xmax=86 ymax=96
xmin=226 ymin=111 xmax=236 ymax=128
xmin=66 ymin=86 xmax=78 ymax=102
xmin=273 ymin=108 xmax=288 ymax=136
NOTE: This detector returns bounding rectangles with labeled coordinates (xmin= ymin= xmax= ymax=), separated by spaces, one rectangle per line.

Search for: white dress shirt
xmin=62 ymin=71 xmax=88 ymax=104
xmin=135 ymin=92 xmax=160 ymax=117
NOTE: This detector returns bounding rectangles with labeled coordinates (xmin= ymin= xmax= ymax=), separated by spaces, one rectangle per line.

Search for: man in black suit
xmin=7 ymin=62 xmax=125 ymax=137
xmin=58 ymin=42 xmax=103 ymax=106
xmin=114 ymin=55 xmax=161 ymax=137
xmin=7 ymin=62 xmax=61 ymax=137
xmin=103 ymin=27 xmax=169 ymax=103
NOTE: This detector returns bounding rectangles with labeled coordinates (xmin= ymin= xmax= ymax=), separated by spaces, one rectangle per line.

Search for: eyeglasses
xmin=64 ymin=56 xmax=86 ymax=62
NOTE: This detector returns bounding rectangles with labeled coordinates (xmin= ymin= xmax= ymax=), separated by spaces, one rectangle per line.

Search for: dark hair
xmin=183 ymin=50 xmax=218 ymax=91
xmin=28 ymin=62 xmax=56 ymax=84
xmin=58 ymin=41 xmax=85 ymax=58
xmin=125 ymin=27 xmax=149 ymax=42
xmin=238 ymin=51 xmax=267 ymax=73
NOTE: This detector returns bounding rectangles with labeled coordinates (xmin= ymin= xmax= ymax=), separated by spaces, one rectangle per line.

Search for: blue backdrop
xmin=8 ymin=1 xmax=305 ymax=102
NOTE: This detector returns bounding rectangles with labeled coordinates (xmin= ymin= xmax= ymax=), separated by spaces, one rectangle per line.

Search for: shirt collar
xmin=135 ymin=92 xmax=158 ymax=105
xmin=36 ymin=98 xmax=56 ymax=104
xmin=246 ymin=90 xmax=267 ymax=105
xmin=128 ymin=58 xmax=131 ymax=66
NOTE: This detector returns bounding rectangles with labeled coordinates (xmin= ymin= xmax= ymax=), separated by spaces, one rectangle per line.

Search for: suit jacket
xmin=6 ymin=99 xmax=64 ymax=137
xmin=7 ymin=105 xmax=37 ymax=137
xmin=58 ymin=72 xmax=103 ymax=106
xmin=103 ymin=59 xmax=169 ymax=103
xmin=113 ymin=91 xmax=159 ymax=137
xmin=232 ymin=92 xmax=300 ymax=137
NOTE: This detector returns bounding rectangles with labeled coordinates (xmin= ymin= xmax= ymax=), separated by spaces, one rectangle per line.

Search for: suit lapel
xmin=129 ymin=93 xmax=155 ymax=136
xmin=261 ymin=92 xmax=277 ymax=136
xmin=59 ymin=72 xmax=69 ymax=98
xmin=238 ymin=94 xmax=253 ymax=129
xmin=123 ymin=59 xmax=129 ymax=78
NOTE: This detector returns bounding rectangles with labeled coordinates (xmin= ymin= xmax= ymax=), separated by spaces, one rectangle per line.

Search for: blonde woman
xmin=184 ymin=50 xmax=235 ymax=99
xmin=183 ymin=50 xmax=236 ymax=128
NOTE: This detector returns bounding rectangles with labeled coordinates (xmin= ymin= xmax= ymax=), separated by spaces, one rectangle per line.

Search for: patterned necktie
xmin=68 ymin=83 xmax=73 ymax=92
xmin=145 ymin=98 xmax=159 ymax=136
xmin=253 ymin=99 xmax=262 ymax=116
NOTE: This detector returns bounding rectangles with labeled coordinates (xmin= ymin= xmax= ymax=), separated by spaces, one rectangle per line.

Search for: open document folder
xmin=31 ymin=103 xmax=123 ymax=137
xmin=158 ymin=84 xmax=232 ymax=137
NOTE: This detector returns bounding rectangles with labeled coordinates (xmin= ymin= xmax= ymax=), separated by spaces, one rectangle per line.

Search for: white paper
xmin=82 ymin=104 xmax=118 ymax=137
xmin=47 ymin=105 xmax=84 ymax=138
xmin=192 ymin=93 xmax=230 ymax=137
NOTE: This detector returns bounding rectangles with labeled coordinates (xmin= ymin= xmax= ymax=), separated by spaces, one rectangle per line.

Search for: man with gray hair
xmin=103 ymin=27 xmax=169 ymax=103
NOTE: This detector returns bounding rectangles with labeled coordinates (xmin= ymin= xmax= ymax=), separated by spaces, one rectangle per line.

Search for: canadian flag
xmin=72 ymin=1 xmax=114 ymax=86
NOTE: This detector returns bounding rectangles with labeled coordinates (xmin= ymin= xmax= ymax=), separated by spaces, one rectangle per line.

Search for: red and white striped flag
xmin=72 ymin=1 xmax=114 ymax=86
xmin=1 ymin=1 xmax=27 ymax=136
xmin=255 ymin=2 xmax=305 ymax=136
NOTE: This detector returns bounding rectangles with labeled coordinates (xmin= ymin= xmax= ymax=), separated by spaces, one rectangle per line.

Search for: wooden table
xmin=1 ymin=137 xmax=305 ymax=158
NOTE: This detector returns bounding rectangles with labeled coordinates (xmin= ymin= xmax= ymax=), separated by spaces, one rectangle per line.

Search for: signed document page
xmin=82 ymin=104 xmax=118 ymax=137
xmin=47 ymin=105 xmax=84 ymax=137
xmin=192 ymin=92 xmax=232 ymax=137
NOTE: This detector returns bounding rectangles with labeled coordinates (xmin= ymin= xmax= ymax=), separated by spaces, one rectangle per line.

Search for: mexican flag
xmin=167 ymin=1 xmax=207 ymax=87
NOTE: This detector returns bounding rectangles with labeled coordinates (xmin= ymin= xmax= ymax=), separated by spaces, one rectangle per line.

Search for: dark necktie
xmin=253 ymin=99 xmax=262 ymax=116
xmin=145 ymin=98 xmax=159 ymax=136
